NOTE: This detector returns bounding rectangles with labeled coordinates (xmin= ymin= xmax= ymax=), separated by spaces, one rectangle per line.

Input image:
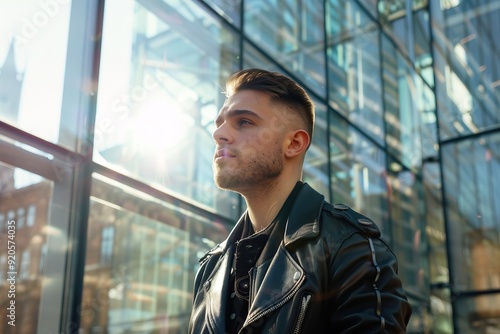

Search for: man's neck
xmin=243 ymin=178 xmax=300 ymax=232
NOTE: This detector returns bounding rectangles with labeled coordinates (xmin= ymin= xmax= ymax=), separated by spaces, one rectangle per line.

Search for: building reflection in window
xmin=81 ymin=174 xmax=231 ymax=333
xmin=94 ymin=0 xmax=241 ymax=219
xmin=0 ymin=162 xmax=54 ymax=334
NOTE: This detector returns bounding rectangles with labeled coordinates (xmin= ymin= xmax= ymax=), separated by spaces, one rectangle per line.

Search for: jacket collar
xmin=283 ymin=182 xmax=324 ymax=247
xmin=212 ymin=183 xmax=325 ymax=254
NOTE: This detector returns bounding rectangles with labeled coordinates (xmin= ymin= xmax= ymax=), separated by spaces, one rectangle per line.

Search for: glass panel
xmin=356 ymin=0 xmax=378 ymax=18
xmin=455 ymin=294 xmax=500 ymax=333
xmin=423 ymin=162 xmax=453 ymax=332
xmin=0 ymin=162 xmax=54 ymax=334
xmin=413 ymin=9 xmax=434 ymax=87
xmin=81 ymin=174 xmax=231 ymax=333
xmin=378 ymin=0 xmax=428 ymax=26
xmin=442 ymin=132 xmax=500 ymax=292
xmin=431 ymin=0 xmax=500 ymax=141
xmin=94 ymin=0 xmax=241 ymax=219
xmin=304 ymin=99 xmax=329 ymax=201
xmin=326 ymin=0 xmax=384 ymax=145
xmin=329 ymin=111 xmax=389 ymax=237
xmin=407 ymin=302 xmax=432 ymax=333
xmin=387 ymin=157 xmax=429 ymax=298
xmin=416 ymin=74 xmax=438 ymax=160
xmin=424 ymin=162 xmax=448 ymax=284
xmin=430 ymin=286 xmax=454 ymax=334
xmin=382 ymin=36 xmax=423 ymax=169
xmin=0 ymin=1 xmax=74 ymax=147
xmin=203 ymin=0 xmax=242 ymax=26
xmin=244 ymin=0 xmax=326 ymax=97
xmin=243 ymin=41 xmax=281 ymax=70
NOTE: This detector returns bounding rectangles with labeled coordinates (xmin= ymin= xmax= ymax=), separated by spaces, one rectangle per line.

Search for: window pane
xmin=0 ymin=162 xmax=54 ymax=334
xmin=0 ymin=1 xmax=74 ymax=147
xmin=432 ymin=1 xmax=500 ymax=141
xmin=382 ymin=36 xmax=423 ymax=169
xmin=244 ymin=0 xmax=326 ymax=97
xmin=443 ymin=133 xmax=500 ymax=292
xmin=304 ymin=99 xmax=329 ymax=201
xmin=329 ymin=111 xmax=389 ymax=236
xmin=327 ymin=0 xmax=384 ymax=145
xmin=204 ymin=0 xmax=242 ymax=26
xmin=81 ymin=174 xmax=231 ymax=333
xmin=387 ymin=157 xmax=429 ymax=298
xmin=94 ymin=0 xmax=241 ymax=219
xmin=455 ymin=294 xmax=500 ymax=334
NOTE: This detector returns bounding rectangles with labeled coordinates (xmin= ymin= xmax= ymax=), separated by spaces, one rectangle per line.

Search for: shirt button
xmin=238 ymin=278 xmax=250 ymax=294
xmin=230 ymin=313 xmax=236 ymax=320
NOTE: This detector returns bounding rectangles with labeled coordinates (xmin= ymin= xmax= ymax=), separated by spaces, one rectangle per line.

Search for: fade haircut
xmin=225 ymin=68 xmax=315 ymax=141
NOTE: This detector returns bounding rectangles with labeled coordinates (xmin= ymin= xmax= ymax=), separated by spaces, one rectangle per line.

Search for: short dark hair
xmin=225 ymin=68 xmax=315 ymax=140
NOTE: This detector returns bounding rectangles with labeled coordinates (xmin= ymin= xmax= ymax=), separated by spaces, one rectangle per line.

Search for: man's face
xmin=212 ymin=89 xmax=290 ymax=192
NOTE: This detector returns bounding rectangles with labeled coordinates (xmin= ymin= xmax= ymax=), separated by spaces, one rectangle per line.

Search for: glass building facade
xmin=0 ymin=0 xmax=498 ymax=333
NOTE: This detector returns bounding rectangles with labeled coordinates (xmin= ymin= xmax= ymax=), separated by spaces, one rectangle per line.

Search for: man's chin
xmin=214 ymin=174 xmax=241 ymax=192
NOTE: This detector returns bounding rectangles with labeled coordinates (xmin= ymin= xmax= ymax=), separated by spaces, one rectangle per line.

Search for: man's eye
xmin=238 ymin=119 xmax=253 ymax=126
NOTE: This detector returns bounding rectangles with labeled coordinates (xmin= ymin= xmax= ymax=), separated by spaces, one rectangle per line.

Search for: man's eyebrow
xmin=215 ymin=109 xmax=263 ymax=125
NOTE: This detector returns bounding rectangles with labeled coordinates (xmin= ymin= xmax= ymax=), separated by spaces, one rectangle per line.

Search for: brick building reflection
xmin=468 ymin=229 xmax=500 ymax=329
xmin=0 ymin=177 xmax=52 ymax=334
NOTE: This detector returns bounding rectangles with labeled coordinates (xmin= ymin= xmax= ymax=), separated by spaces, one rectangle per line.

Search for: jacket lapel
xmin=242 ymin=183 xmax=325 ymax=328
xmin=284 ymin=183 xmax=324 ymax=248
xmin=204 ymin=216 xmax=246 ymax=334
xmin=205 ymin=249 xmax=233 ymax=334
xmin=243 ymin=246 xmax=305 ymax=328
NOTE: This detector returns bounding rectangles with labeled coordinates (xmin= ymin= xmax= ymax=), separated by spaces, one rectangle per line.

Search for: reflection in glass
xmin=382 ymin=35 xmax=423 ymax=169
xmin=432 ymin=0 xmax=500 ymax=141
xmin=0 ymin=1 xmax=71 ymax=146
xmin=455 ymin=294 xmax=500 ymax=334
xmin=329 ymin=112 xmax=389 ymax=236
xmin=327 ymin=0 xmax=384 ymax=145
xmin=81 ymin=174 xmax=230 ymax=333
xmin=204 ymin=0 xmax=242 ymax=26
xmin=244 ymin=0 xmax=326 ymax=97
xmin=304 ymin=99 xmax=329 ymax=201
xmin=0 ymin=162 xmax=54 ymax=334
xmin=443 ymin=133 xmax=500 ymax=292
xmin=94 ymin=0 xmax=240 ymax=219
xmin=387 ymin=157 xmax=428 ymax=298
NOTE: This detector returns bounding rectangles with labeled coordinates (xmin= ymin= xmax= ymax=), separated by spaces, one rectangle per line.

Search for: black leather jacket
xmin=189 ymin=183 xmax=412 ymax=333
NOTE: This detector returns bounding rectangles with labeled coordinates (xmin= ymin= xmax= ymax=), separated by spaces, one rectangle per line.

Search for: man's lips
xmin=215 ymin=148 xmax=236 ymax=160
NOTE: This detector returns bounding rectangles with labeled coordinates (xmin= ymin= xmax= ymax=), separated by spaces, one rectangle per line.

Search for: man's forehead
xmin=224 ymin=90 xmax=271 ymax=107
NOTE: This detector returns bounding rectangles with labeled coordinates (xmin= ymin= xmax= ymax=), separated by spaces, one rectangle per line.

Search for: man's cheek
xmin=257 ymin=128 xmax=275 ymax=145
xmin=240 ymin=146 xmax=258 ymax=162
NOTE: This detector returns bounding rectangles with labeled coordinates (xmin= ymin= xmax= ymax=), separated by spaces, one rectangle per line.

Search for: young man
xmin=188 ymin=69 xmax=412 ymax=333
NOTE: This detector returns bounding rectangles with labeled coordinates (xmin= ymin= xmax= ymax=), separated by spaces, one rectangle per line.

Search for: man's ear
xmin=284 ymin=130 xmax=310 ymax=158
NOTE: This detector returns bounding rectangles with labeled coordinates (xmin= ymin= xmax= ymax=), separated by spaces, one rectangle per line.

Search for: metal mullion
xmin=61 ymin=0 xmax=104 ymax=333
xmin=323 ymin=0 xmax=333 ymax=202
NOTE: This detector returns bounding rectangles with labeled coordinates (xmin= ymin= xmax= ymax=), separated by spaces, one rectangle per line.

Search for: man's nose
xmin=212 ymin=122 xmax=233 ymax=144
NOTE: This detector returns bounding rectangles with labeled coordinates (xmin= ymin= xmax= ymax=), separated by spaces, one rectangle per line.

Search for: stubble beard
xmin=214 ymin=145 xmax=284 ymax=192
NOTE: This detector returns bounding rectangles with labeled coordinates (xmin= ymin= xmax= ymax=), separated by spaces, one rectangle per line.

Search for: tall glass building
xmin=0 ymin=0 xmax=498 ymax=333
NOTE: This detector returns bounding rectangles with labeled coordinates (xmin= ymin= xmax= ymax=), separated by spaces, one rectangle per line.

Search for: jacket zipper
xmin=241 ymin=274 xmax=306 ymax=332
xmin=293 ymin=294 xmax=312 ymax=334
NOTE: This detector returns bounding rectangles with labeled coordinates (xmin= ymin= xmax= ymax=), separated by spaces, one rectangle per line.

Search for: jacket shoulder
xmin=322 ymin=203 xmax=381 ymax=238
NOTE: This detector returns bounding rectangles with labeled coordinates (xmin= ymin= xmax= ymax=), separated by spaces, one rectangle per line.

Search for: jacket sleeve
xmin=328 ymin=233 xmax=412 ymax=333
